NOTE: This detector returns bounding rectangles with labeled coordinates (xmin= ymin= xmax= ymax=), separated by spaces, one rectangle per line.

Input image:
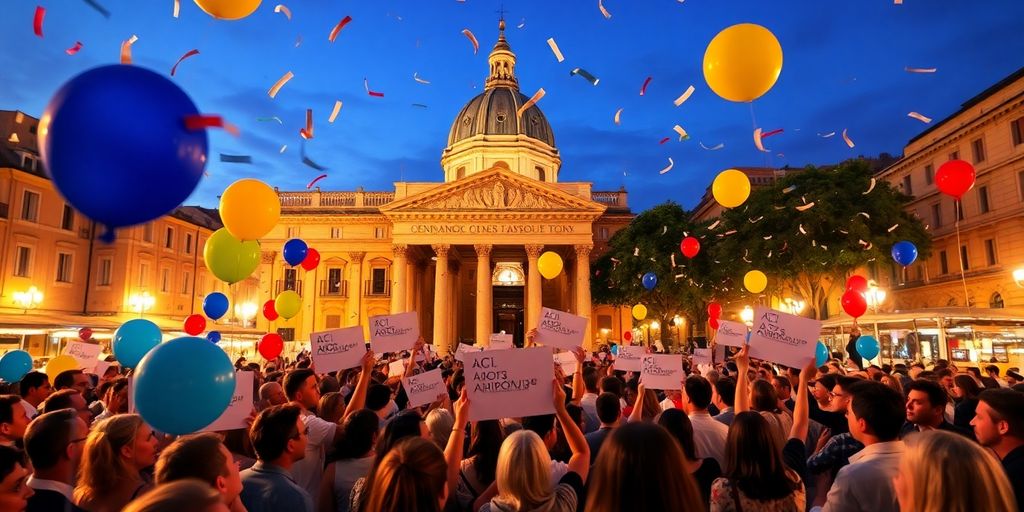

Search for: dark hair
xmin=155 ymin=433 xmax=228 ymax=486
xmin=319 ymin=375 xmax=341 ymax=395
xmin=599 ymin=376 xmax=623 ymax=398
xmin=953 ymin=375 xmax=982 ymax=400
xmin=835 ymin=376 xmax=862 ymax=393
xmin=906 ymin=379 xmax=948 ymax=408
xmin=0 ymin=395 xmax=21 ymax=425
xmin=723 ymin=412 xmax=800 ymax=501
xmin=583 ymin=368 xmax=599 ymax=393
xmin=372 ymin=410 xmax=424 ymax=471
xmin=19 ymin=371 xmax=49 ymax=398
xmin=24 ymin=409 xmax=77 ymax=470
xmin=0 ymin=445 xmax=25 ymax=484
xmin=54 ymin=369 xmax=83 ymax=390
xmin=249 ymin=404 xmax=302 ymax=462
xmin=522 ymin=414 xmax=557 ymax=439
xmin=714 ymin=378 xmax=736 ymax=407
xmin=750 ymin=380 xmax=779 ymax=413
xmin=815 ymin=373 xmax=839 ymax=391
xmin=335 ymin=409 xmax=379 ymax=460
xmin=771 ymin=375 xmax=792 ymax=391
xmin=596 ymin=392 xmax=621 ymax=425
xmin=40 ymin=389 xmax=79 ymax=414
xmin=848 ymin=381 xmax=905 ymax=441
xmin=965 ymin=367 xmax=982 ymax=379
xmin=985 ymin=365 xmax=1000 ymax=376
xmin=366 ymin=384 xmax=392 ymax=411
xmin=936 ymin=368 xmax=954 ymax=379
xmin=122 ymin=478 xmax=222 ymax=512
xmin=683 ymin=375 xmax=713 ymax=410
xmin=978 ymin=389 xmax=1024 ymax=438
xmin=657 ymin=408 xmax=697 ymax=460
xmin=283 ymin=369 xmax=315 ymax=400
xmin=468 ymin=420 xmax=504 ymax=484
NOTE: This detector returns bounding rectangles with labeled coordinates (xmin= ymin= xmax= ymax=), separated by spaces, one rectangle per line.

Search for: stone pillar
xmin=449 ymin=261 xmax=460 ymax=346
xmin=346 ymin=252 xmax=365 ymax=327
xmin=475 ymin=244 xmax=493 ymax=346
xmin=525 ymin=244 xmax=544 ymax=332
xmin=432 ymin=244 xmax=451 ymax=354
xmin=575 ymin=245 xmax=594 ymax=350
xmin=390 ymin=244 xmax=408 ymax=314
xmin=405 ymin=257 xmax=418 ymax=313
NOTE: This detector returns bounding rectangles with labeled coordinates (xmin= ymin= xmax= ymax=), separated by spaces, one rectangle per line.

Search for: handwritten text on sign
xmin=403 ymin=369 xmax=446 ymax=408
xmin=615 ymin=346 xmax=645 ymax=372
xmin=202 ymin=371 xmax=254 ymax=432
xmin=464 ymin=347 xmax=554 ymax=421
xmin=641 ymin=354 xmax=683 ymax=390
xmin=692 ymin=348 xmax=712 ymax=366
xmin=488 ymin=334 xmax=513 ymax=351
xmin=747 ymin=307 xmax=822 ymax=368
xmin=535 ymin=307 xmax=587 ymax=350
xmin=310 ymin=327 xmax=365 ymax=373
xmin=715 ymin=320 xmax=749 ymax=348
xmin=64 ymin=342 xmax=102 ymax=372
xmin=369 ymin=311 xmax=420 ymax=354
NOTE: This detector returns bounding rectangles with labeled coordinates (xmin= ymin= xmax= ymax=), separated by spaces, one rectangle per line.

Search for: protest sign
xmin=464 ymin=347 xmax=554 ymax=421
xmin=714 ymin=344 xmax=726 ymax=364
xmin=615 ymin=345 xmax=645 ymax=372
xmin=454 ymin=343 xmax=482 ymax=362
xmin=553 ymin=351 xmax=578 ymax=375
xmin=402 ymin=369 xmax=446 ymax=408
xmin=641 ymin=354 xmax=683 ymax=390
xmin=369 ymin=311 xmax=419 ymax=354
xmin=201 ymin=371 xmax=254 ymax=432
xmin=715 ymin=320 xmax=749 ymax=348
xmin=64 ymin=341 xmax=102 ymax=372
xmin=535 ymin=308 xmax=587 ymax=350
xmin=310 ymin=327 xmax=366 ymax=373
xmin=487 ymin=333 xmax=513 ymax=351
xmin=93 ymin=360 xmax=115 ymax=377
xmin=748 ymin=307 xmax=822 ymax=368
xmin=692 ymin=348 xmax=712 ymax=366
xmin=388 ymin=359 xmax=407 ymax=377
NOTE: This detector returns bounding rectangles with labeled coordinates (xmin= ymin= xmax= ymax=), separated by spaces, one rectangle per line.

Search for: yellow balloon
xmin=712 ymin=169 xmax=751 ymax=209
xmin=744 ymin=270 xmax=768 ymax=294
xmin=45 ymin=355 xmax=79 ymax=380
xmin=537 ymin=251 xmax=564 ymax=280
xmin=632 ymin=304 xmax=648 ymax=321
xmin=274 ymin=290 xmax=301 ymax=320
xmin=220 ymin=179 xmax=280 ymax=241
xmin=193 ymin=0 xmax=262 ymax=20
xmin=703 ymin=23 xmax=783 ymax=102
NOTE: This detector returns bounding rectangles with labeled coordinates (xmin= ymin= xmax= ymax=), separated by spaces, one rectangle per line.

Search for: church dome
xmin=447 ymin=88 xmax=555 ymax=147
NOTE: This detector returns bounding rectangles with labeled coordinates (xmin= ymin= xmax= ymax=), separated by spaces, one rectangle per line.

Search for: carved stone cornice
xmin=432 ymin=244 xmax=451 ymax=258
xmin=392 ymin=244 xmax=409 ymax=258
xmin=524 ymin=244 xmax=544 ymax=259
xmin=474 ymin=244 xmax=493 ymax=258
xmin=261 ymin=251 xmax=277 ymax=264
xmin=387 ymin=212 xmax=602 ymax=222
xmin=348 ymin=252 xmax=365 ymax=263
xmin=574 ymin=244 xmax=593 ymax=258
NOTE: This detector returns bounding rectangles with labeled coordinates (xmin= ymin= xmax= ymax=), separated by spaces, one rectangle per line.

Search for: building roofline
xmin=906 ymin=66 xmax=1024 ymax=145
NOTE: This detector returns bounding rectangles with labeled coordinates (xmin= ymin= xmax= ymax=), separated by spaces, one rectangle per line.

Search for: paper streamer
xmin=329 ymin=16 xmax=352 ymax=42
xmin=639 ymin=76 xmax=652 ymax=96
xmin=795 ymin=202 xmax=815 ymax=212
xmin=84 ymin=0 xmax=111 ymax=17
xmin=413 ymin=72 xmax=431 ymax=84
xmin=842 ymin=128 xmax=855 ymax=148
xmin=279 ymin=145 xmax=287 ymax=153
xmin=598 ymin=0 xmax=612 ymax=18
xmin=294 ymin=35 xmax=302 ymax=48
xmin=412 ymin=103 xmax=428 ymax=109
xmin=761 ymin=128 xmax=784 ymax=138
xmin=307 ymin=174 xmax=327 ymax=189
xmin=673 ymin=85 xmax=695 ymax=107
xmin=183 ymin=115 xmax=239 ymax=137
xmin=614 ymin=108 xmax=623 ymax=125
xmin=753 ymin=128 xmax=769 ymax=152
xmin=659 ymin=137 xmax=670 ymax=145
xmin=863 ymin=178 xmax=876 ymax=195
xmin=658 ymin=157 xmax=674 ymax=175
xmin=120 ymin=35 xmax=138 ymax=65
xmin=302 ymin=156 xmax=327 ymax=171
xmin=268 ymin=71 xmax=294 ymax=98
xmin=173 ymin=0 xmax=180 ymax=18
xmin=517 ymin=18 xmax=525 ymax=29
xmin=516 ymin=88 xmax=545 ymax=118
xmin=65 ymin=41 xmax=83 ymax=55
xmin=257 ymin=116 xmax=283 ymax=124
xmin=170 ymin=49 xmax=199 ymax=76
xmin=299 ymin=109 xmax=313 ymax=139
xmin=328 ymin=101 xmax=342 ymax=123
xmin=904 ymin=66 xmax=936 ymax=73
xmin=908 ymin=112 xmax=932 ymax=123
xmin=570 ymin=67 xmax=599 ymax=85
xmin=274 ymin=4 xmax=291 ymax=20
xmin=33 ymin=6 xmax=45 ymax=37
xmin=887 ymin=224 xmax=899 ymax=233
xmin=463 ymin=29 xmax=480 ymax=54
xmin=700 ymin=142 xmax=724 ymax=151
xmin=818 ymin=132 xmax=836 ymax=138
xmin=546 ymin=38 xmax=565 ymax=62
xmin=364 ymin=78 xmax=384 ymax=97
xmin=673 ymin=125 xmax=689 ymax=141
xmin=220 ymin=154 xmax=253 ymax=164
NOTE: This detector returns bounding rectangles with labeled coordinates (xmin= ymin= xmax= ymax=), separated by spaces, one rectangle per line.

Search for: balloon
xmin=841 ymin=290 xmax=867 ymax=318
xmin=134 ymin=336 xmax=235 ymax=435
xmin=283 ymin=239 xmax=308 ymax=267
xmin=193 ymin=0 xmax=262 ymax=20
xmin=855 ymin=335 xmax=880 ymax=360
xmin=112 ymin=319 xmax=162 ymax=369
xmin=703 ymin=23 xmax=783 ymax=103
xmin=258 ymin=333 xmax=284 ymax=360
xmin=642 ymin=272 xmax=658 ymax=290
xmin=631 ymin=304 xmax=648 ymax=321
xmin=219 ymin=179 xmax=280 ymax=241
xmin=183 ymin=314 xmax=206 ymax=336
xmin=846 ymin=275 xmax=868 ymax=293
xmin=274 ymin=291 xmax=301 ymax=320
xmin=712 ymin=169 xmax=752 ymax=209
xmin=207 ymin=331 xmax=222 ymax=344
xmin=300 ymin=248 xmax=321 ymax=271
xmin=262 ymin=300 xmax=279 ymax=321
xmin=935 ymin=160 xmax=976 ymax=200
xmin=680 ymin=237 xmax=701 ymax=258
xmin=537 ymin=251 xmax=564 ymax=280
xmin=610 ymin=344 xmax=619 ymax=356
xmin=0 ymin=351 xmax=33 ymax=383
xmin=39 ymin=65 xmax=207 ymax=241
xmin=78 ymin=327 xmax=93 ymax=341
xmin=44 ymin=355 xmax=78 ymax=381
xmin=204 ymin=228 xmax=260 ymax=284
xmin=707 ymin=302 xmax=722 ymax=319
xmin=709 ymin=317 xmax=720 ymax=330
xmin=623 ymin=331 xmax=633 ymax=343
xmin=743 ymin=270 xmax=767 ymax=294
xmin=815 ymin=341 xmax=830 ymax=367
xmin=891 ymin=241 xmax=919 ymax=267
xmin=202 ymin=292 xmax=229 ymax=320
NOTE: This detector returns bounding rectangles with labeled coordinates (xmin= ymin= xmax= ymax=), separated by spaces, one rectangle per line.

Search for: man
xmin=93 ymin=378 xmax=128 ymax=422
xmin=18 ymin=372 xmax=50 ymax=420
xmin=971 ymin=388 xmax=1024 ymax=510
xmin=810 ymin=373 xmax=849 ymax=434
xmin=683 ymin=374 xmax=728 ymax=468
xmin=39 ymin=390 xmax=93 ymax=428
xmin=901 ymin=379 xmax=973 ymax=438
xmin=584 ymin=392 xmax=620 ymax=464
xmin=712 ymin=377 xmax=736 ymax=426
xmin=24 ymin=409 xmax=88 ymax=512
xmin=0 ymin=395 xmax=29 ymax=446
xmin=155 ymin=432 xmax=246 ymax=511
xmin=53 ymin=370 xmax=93 ymax=404
xmin=984 ymin=365 xmax=1007 ymax=389
xmin=239 ymin=404 xmax=312 ymax=512
xmin=257 ymin=382 xmax=287 ymax=409
xmin=578 ymin=367 xmax=601 ymax=433
xmin=822 ymin=381 xmax=906 ymax=512
xmin=659 ymin=389 xmax=682 ymax=411
xmin=1006 ymin=370 xmax=1024 ymax=387
xmin=365 ymin=384 xmax=397 ymax=423
xmin=845 ymin=329 xmax=863 ymax=370
xmin=772 ymin=375 xmax=794 ymax=412
xmin=807 ymin=376 xmax=866 ymax=476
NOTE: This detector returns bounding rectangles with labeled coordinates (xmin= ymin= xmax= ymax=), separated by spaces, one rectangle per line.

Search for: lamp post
xmin=234 ymin=302 xmax=258 ymax=328
xmin=740 ymin=306 xmax=754 ymax=326
xmin=128 ymin=291 xmax=155 ymax=318
xmin=1013 ymin=269 xmax=1024 ymax=288
xmin=865 ymin=281 xmax=887 ymax=314
xmin=13 ymin=286 xmax=43 ymax=314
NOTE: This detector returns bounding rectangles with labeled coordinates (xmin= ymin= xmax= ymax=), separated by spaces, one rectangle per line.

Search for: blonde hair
xmin=122 ymin=479 xmax=221 ymax=512
xmin=493 ymin=430 xmax=554 ymax=511
xmin=899 ymin=430 xmax=1017 ymax=512
xmin=74 ymin=414 xmax=146 ymax=505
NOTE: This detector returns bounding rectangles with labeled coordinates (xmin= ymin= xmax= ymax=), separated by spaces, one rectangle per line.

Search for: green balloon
xmin=205 ymin=228 xmax=260 ymax=284
xmin=275 ymin=290 xmax=301 ymax=319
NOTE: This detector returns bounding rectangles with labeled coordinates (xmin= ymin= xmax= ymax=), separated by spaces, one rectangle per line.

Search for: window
xmin=1012 ymin=117 xmax=1024 ymax=146
xmin=537 ymin=167 xmax=547 ymax=181
xmin=985 ymin=239 xmax=997 ymax=266
xmin=326 ymin=315 xmax=341 ymax=329
xmin=142 ymin=223 xmax=154 ymax=243
xmin=181 ymin=271 xmax=191 ymax=294
xmin=164 ymin=227 xmax=174 ymax=249
xmin=277 ymin=328 xmax=295 ymax=342
xmin=138 ymin=263 xmax=150 ymax=287
xmin=598 ymin=315 xmax=612 ymax=330
xmin=98 ymin=258 xmax=112 ymax=286
xmin=991 ymin=293 xmax=1005 ymax=309
xmin=939 ymin=250 xmax=949 ymax=275
xmin=949 ymin=150 xmax=960 ymax=161
xmin=972 ymin=138 xmax=986 ymax=163
xmin=14 ymin=246 xmax=32 ymax=277
xmin=960 ymin=245 xmax=970 ymax=271
xmin=924 ymin=164 xmax=934 ymax=185
xmin=61 ymin=204 xmax=74 ymax=231
xmin=902 ymin=175 xmax=913 ymax=195
xmin=160 ymin=268 xmax=171 ymax=292
xmin=599 ymin=227 xmax=609 ymax=240
xmin=56 ymin=252 xmax=72 ymax=283
xmin=331 ymin=227 xmax=342 ymax=239
xmin=456 ymin=167 xmax=466 ymax=180
xmin=286 ymin=227 xmax=299 ymax=238
xmin=20 ymin=190 xmax=39 ymax=222
xmin=327 ymin=268 xmax=342 ymax=293
xmin=956 ymin=200 xmax=965 ymax=221
xmin=185 ymin=233 xmax=193 ymax=254
xmin=931 ymin=203 xmax=943 ymax=228
xmin=371 ymin=268 xmax=387 ymax=294
xmin=284 ymin=268 xmax=298 ymax=292
xmin=974 ymin=185 xmax=990 ymax=214
xmin=374 ymin=227 xmax=385 ymax=239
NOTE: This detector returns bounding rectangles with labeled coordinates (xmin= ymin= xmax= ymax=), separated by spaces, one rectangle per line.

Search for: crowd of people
xmin=0 ymin=330 xmax=1021 ymax=512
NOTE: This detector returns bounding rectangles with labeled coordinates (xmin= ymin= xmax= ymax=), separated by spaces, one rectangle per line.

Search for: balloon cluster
xmin=707 ymin=301 xmax=722 ymax=330
xmin=841 ymin=275 xmax=868 ymax=318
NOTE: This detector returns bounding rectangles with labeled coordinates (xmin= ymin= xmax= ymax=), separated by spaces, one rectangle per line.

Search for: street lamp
xmin=865 ymin=281 xmax=887 ymax=314
xmin=128 ymin=292 xmax=155 ymax=317
xmin=740 ymin=306 xmax=754 ymax=326
xmin=1014 ymin=268 xmax=1024 ymax=288
xmin=781 ymin=297 xmax=805 ymax=316
xmin=12 ymin=286 xmax=43 ymax=313
xmin=234 ymin=301 xmax=258 ymax=327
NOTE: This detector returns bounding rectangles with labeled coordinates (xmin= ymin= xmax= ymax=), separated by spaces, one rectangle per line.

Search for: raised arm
xmin=445 ymin=388 xmax=470 ymax=504
xmin=734 ymin=344 xmax=751 ymax=414
xmin=571 ymin=346 xmax=586 ymax=405
xmin=628 ymin=382 xmax=646 ymax=423
xmin=526 ymin=328 xmax=538 ymax=348
xmin=554 ymin=377 xmax=590 ymax=481
xmin=343 ymin=350 xmax=376 ymax=419
xmin=789 ymin=358 xmax=816 ymax=442
xmin=404 ymin=337 xmax=425 ymax=379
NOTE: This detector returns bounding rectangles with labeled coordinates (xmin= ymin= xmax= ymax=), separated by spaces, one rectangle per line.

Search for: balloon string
xmin=953 ymin=200 xmax=971 ymax=313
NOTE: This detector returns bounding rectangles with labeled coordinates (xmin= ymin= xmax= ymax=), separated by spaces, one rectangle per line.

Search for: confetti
xmin=699 ymin=142 xmax=724 ymax=151
xmin=84 ymin=0 xmax=111 ymax=17
xmin=173 ymin=0 xmax=180 ymax=18
xmin=818 ymin=132 xmax=836 ymax=138
xmin=274 ymin=4 xmax=291 ymax=20
xmin=65 ymin=41 xmax=83 ymax=55
xmin=661 ymin=225 xmax=667 ymax=235
xmin=863 ymin=178 xmax=876 ymax=195
xmin=708 ymin=220 xmax=720 ymax=230
xmin=279 ymin=145 xmax=288 ymax=153
xmin=307 ymin=174 xmax=327 ymax=189
xmin=328 ymin=100 xmax=343 ymax=123
xmin=613 ymin=108 xmax=623 ymax=125
xmin=887 ymin=224 xmax=899 ymax=233
xmin=412 ymin=104 xmax=429 ymax=108
xmin=673 ymin=85 xmax=695 ymax=106
xmin=33 ymin=6 xmax=45 ymax=37
xmin=858 ymin=239 xmax=869 ymax=247
xmin=763 ymin=235 xmax=773 ymax=240
xmin=294 ymin=35 xmax=302 ymax=48
xmin=463 ymin=29 xmax=480 ymax=54
xmin=639 ymin=76 xmax=652 ymax=96
xmin=299 ymin=109 xmax=313 ymax=139
xmin=516 ymin=88 xmax=546 ymax=118
xmin=857 ymin=212 xmax=871 ymax=219
xmin=658 ymin=137 xmax=670 ymax=145
xmin=170 ymin=49 xmax=199 ymax=76
xmin=749 ymin=216 xmax=763 ymax=223
xmin=268 ymin=71 xmax=294 ymax=98
xmin=120 ymin=35 xmax=138 ymax=65
xmin=760 ymin=128 xmax=784 ymax=138
xmin=570 ymin=68 xmax=599 ymax=85
xmin=753 ymin=128 xmax=769 ymax=152
xmin=364 ymin=78 xmax=385 ymax=97
xmin=907 ymin=112 xmax=932 ymax=123
xmin=782 ymin=185 xmax=797 ymax=194
xmin=328 ymin=16 xmax=352 ymax=42
xmin=904 ymin=66 xmax=936 ymax=73
xmin=598 ymin=0 xmax=612 ymax=18
xmin=302 ymin=156 xmax=327 ymax=171
xmin=795 ymin=202 xmax=816 ymax=212
xmin=257 ymin=116 xmax=283 ymax=124
xmin=546 ymin=38 xmax=564 ymax=62
xmin=517 ymin=18 xmax=525 ymax=29
xmin=413 ymin=72 xmax=431 ymax=84
xmin=671 ymin=254 xmax=676 ymax=267
xmin=183 ymin=115 xmax=239 ymax=136
xmin=798 ymin=224 xmax=807 ymax=235
xmin=842 ymin=128 xmax=855 ymax=148
xmin=658 ymin=157 xmax=674 ymax=175
xmin=220 ymin=154 xmax=253 ymax=164
xmin=673 ymin=125 xmax=689 ymax=141
xmin=633 ymin=247 xmax=639 ymax=256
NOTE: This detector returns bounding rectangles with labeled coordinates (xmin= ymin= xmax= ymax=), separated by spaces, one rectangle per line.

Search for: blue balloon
xmin=39 ymin=65 xmax=207 ymax=242
xmin=0 ymin=351 xmax=33 ymax=383
xmin=610 ymin=344 xmax=619 ymax=356
xmin=113 ymin=319 xmax=162 ymax=369
xmin=891 ymin=241 xmax=919 ymax=267
xmin=642 ymin=272 xmax=658 ymax=290
xmin=855 ymin=335 xmax=880 ymax=360
xmin=134 ymin=336 xmax=235 ymax=435
xmin=283 ymin=239 xmax=309 ymax=267
xmin=203 ymin=292 xmax=229 ymax=321
xmin=207 ymin=331 xmax=222 ymax=344
xmin=815 ymin=341 xmax=830 ymax=367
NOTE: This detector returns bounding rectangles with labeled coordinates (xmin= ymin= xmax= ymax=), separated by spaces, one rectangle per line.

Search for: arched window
xmin=456 ymin=167 xmax=466 ymax=180
xmin=991 ymin=292 xmax=1005 ymax=309
xmin=536 ymin=167 xmax=546 ymax=181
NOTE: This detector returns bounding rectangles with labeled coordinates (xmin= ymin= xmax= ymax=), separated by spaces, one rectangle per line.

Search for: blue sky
xmin=3 ymin=0 xmax=1023 ymax=212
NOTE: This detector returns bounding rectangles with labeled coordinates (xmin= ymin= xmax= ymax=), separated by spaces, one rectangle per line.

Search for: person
xmin=154 ymin=433 xmax=246 ymax=512
xmin=317 ymin=392 xmax=346 ymax=425
xmin=625 ymin=386 xmax=661 ymax=422
xmin=455 ymin=420 xmax=504 ymax=511
xmin=578 ymin=367 xmax=601 ymax=433
xmin=749 ymin=379 xmax=793 ymax=446
xmin=894 ymin=430 xmax=1017 ymax=512
xmin=683 ymin=374 xmax=729 ymax=468
xmin=845 ymin=329 xmax=863 ymax=370
xmin=53 ymin=370 xmax=93 ymax=402
xmin=0 ymin=444 xmax=32 ymax=511
xmin=18 ymin=372 xmax=51 ymax=420
xmin=950 ymin=375 xmax=981 ymax=430
xmin=74 ymin=414 xmax=159 ymax=512
xmin=984 ymin=365 xmax=1007 ymax=389
xmin=24 ymin=409 xmax=88 ymax=512
xmin=425 ymin=409 xmax=455 ymax=449
xmin=258 ymin=382 xmax=288 ymax=409
xmin=809 ymin=374 xmax=849 ymax=434
xmin=712 ymin=378 xmax=736 ymax=426
xmin=239 ymin=404 xmax=313 ymax=512
xmin=584 ymin=392 xmax=620 ymax=464
xmin=900 ymin=380 xmax=972 ymax=438
xmin=821 ymin=381 xmax=906 ymax=512
xmin=880 ymin=374 xmax=904 ymax=396
xmin=318 ymin=410 xmax=378 ymax=512
xmin=349 ymin=410 xmax=432 ymax=512
xmin=657 ymin=408 xmax=722 ymax=506
xmin=93 ymin=378 xmax=128 ymax=422
xmin=39 ymin=389 xmax=94 ymax=428
xmin=659 ymin=389 xmax=683 ymax=411
xmin=807 ymin=377 xmax=865 ymax=476
xmin=710 ymin=412 xmax=805 ymax=511
xmin=971 ymin=388 xmax=1024 ymax=509
xmin=0 ymin=395 xmax=30 ymax=446
xmin=122 ymin=479 xmax=230 ymax=512
xmin=586 ymin=421 xmax=704 ymax=512
xmin=773 ymin=375 xmax=795 ymax=412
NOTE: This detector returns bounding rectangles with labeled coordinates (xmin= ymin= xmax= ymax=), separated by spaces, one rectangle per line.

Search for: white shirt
xmin=659 ymin=398 xmax=677 ymax=411
xmin=291 ymin=409 xmax=338 ymax=506
xmin=822 ymin=441 xmax=905 ymax=512
xmin=26 ymin=476 xmax=74 ymax=501
xmin=688 ymin=411 xmax=729 ymax=468
xmin=580 ymin=393 xmax=599 ymax=433
xmin=20 ymin=400 xmax=36 ymax=419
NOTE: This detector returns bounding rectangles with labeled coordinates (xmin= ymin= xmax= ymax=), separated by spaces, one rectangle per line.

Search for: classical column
xmin=449 ymin=261 xmax=461 ymax=346
xmin=525 ymin=244 xmax=544 ymax=332
xmin=431 ymin=244 xmax=451 ymax=354
xmin=575 ymin=245 xmax=594 ymax=350
xmin=405 ymin=258 xmax=418 ymax=313
xmin=475 ymin=244 xmax=493 ymax=346
xmin=346 ymin=252 xmax=365 ymax=327
xmin=390 ymin=244 xmax=408 ymax=314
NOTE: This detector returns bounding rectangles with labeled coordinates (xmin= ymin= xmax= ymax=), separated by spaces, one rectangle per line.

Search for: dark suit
xmin=26 ymin=488 xmax=86 ymax=512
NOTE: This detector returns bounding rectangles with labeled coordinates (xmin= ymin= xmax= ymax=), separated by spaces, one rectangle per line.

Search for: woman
xmin=318 ymin=392 xmax=346 ymax=424
xmin=894 ymin=430 xmax=1016 ymax=511
xmin=75 ymin=414 xmax=160 ymax=512
xmin=626 ymin=385 xmax=662 ymax=422
xmin=0 ymin=445 xmax=32 ymax=512
xmin=122 ymin=479 xmax=228 ymax=512
xmin=425 ymin=409 xmax=455 ymax=449
xmin=455 ymin=420 xmax=505 ymax=510
xmin=657 ymin=408 xmax=722 ymax=506
xmin=350 ymin=410 xmax=431 ymax=511
xmin=950 ymin=375 xmax=982 ymax=429
xmin=586 ymin=422 xmax=704 ymax=512
xmin=880 ymin=374 xmax=904 ymax=396
xmin=359 ymin=437 xmax=448 ymax=512
xmin=319 ymin=410 xmax=379 ymax=512
xmin=749 ymin=380 xmax=793 ymax=447
xmin=710 ymin=412 xmax=805 ymax=511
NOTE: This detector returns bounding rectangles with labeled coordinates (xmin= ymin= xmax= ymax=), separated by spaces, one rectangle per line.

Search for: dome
xmin=447 ymin=88 xmax=555 ymax=147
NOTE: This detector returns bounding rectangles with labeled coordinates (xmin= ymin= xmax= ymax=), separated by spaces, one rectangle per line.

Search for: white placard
xmin=553 ymin=351 xmax=578 ymax=375
xmin=714 ymin=344 xmax=726 ymax=364
xmin=402 ymin=369 xmax=446 ymax=408
xmin=310 ymin=327 xmax=366 ymax=373
xmin=641 ymin=354 xmax=683 ymax=390
xmin=535 ymin=308 xmax=588 ymax=350
xmin=715 ymin=320 xmax=749 ymax=348
xmin=464 ymin=347 xmax=555 ymax=421
xmin=93 ymin=360 xmax=116 ymax=378
xmin=616 ymin=346 xmax=645 ymax=372
xmin=388 ymin=359 xmax=406 ymax=377
xmin=201 ymin=371 xmax=254 ymax=432
xmin=488 ymin=334 xmax=514 ymax=351
xmin=64 ymin=342 xmax=102 ymax=373
xmin=454 ymin=343 xmax=482 ymax=362
xmin=692 ymin=348 xmax=712 ymax=366
xmin=369 ymin=312 xmax=420 ymax=354
xmin=747 ymin=307 xmax=822 ymax=368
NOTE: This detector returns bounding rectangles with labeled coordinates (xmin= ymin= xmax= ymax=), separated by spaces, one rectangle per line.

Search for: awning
xmin=0 ymin=310 xmax=265 ymax=339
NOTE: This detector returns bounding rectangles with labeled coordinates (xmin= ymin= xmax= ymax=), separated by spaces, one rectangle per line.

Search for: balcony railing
xmin=363 ymin=279 xmax=391 ymax=298
xmin=592 ymin=189 xmax=629 ymax=209
xmin=276 ymin=189 xmax=396 ymax=210
xmin=320 ymin=279 xmax=349 ymax=297
xmin=274 ymin=280 xmax=303 ymax=297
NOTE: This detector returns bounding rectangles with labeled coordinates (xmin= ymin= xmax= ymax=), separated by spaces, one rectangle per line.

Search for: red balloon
xmin=707 ymin=302 xmax=722 ymax=319
xmin=680 ymin=237 xmax=701 ymax=258
xmin=841 ymin=290 xmax=868 ymax=319
xmin=935 ymin=160 xmax=976 ymax=200
xmin=262 ymin=300 xmax=279 ymax=321
xmin=623 ymin=331 xmax=633 ymax=343
xmin=258 ymin=333 xmax=284 ymax=360
xmin=300 ymin=248 xmax=320 ymax=271
xmin=183 ymin=314 xmax=206 ymax=335
xmin=709 ymin=317 xmax=720 ymax=330
xmin=78 ymin=327 xmax=93 ymax=341
xmin=846 ymin=275 xmax=868 ymax=293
